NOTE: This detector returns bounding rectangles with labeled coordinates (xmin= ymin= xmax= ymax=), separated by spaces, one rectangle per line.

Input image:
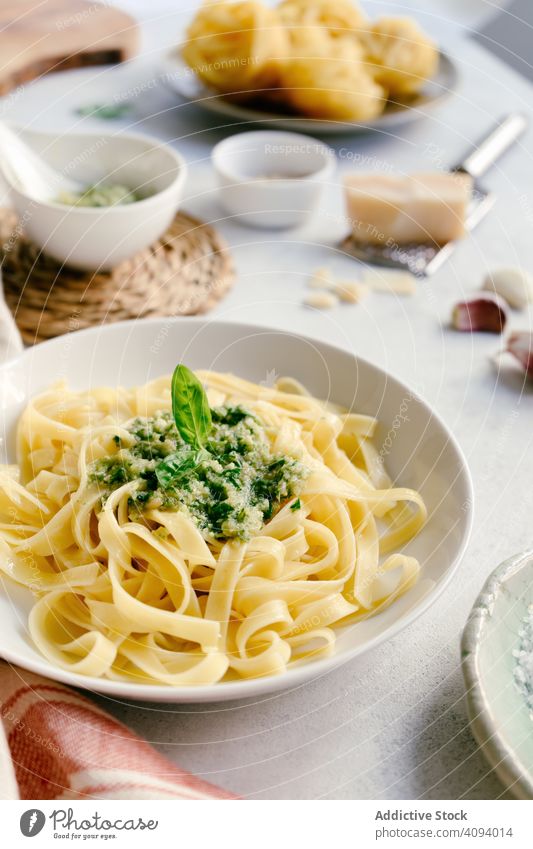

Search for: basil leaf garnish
xmin=171 ymin=364 xmax=212 ymax=451
xmin=155 ymin=447 xmax=210 ymax=489
xmin=155 ymin=452 xmax=197 ymax=488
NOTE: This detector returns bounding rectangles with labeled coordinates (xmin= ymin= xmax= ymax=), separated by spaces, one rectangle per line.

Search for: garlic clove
xmin=507 ymin=331 xmax=533 ymax=377
xmin=451 ymin=293 xmax=508 ymax=333
xmin=482 ymin=267 xmax=533 ymax=310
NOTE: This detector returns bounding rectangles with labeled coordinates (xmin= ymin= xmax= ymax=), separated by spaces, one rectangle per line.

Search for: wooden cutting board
xmin=0 ymin=0 xmax=139 ymax=95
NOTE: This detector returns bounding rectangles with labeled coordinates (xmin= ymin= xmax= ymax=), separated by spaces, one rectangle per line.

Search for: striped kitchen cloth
xmin=0 ymin=662 xmax=236 ymax=800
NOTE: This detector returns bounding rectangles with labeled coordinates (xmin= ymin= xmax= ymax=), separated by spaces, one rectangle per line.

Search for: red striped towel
xmin=0 ymin=662 xmax=236 ymax=800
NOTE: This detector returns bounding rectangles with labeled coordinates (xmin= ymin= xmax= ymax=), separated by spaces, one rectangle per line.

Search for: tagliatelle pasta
xmin=181 ymin=0 xmax=439 ymax=121
xmin=0 ymin=371 xmax=426 ymax=686
xmin=357 ymin=17 xmax=439 ymax=97
xmin=279 ymin=36 xmax=386 ymax=122
xmin=181 ymin=0 xmax=289 ymax=94
xmin=278 ymin=0 xmax=366 ymax=38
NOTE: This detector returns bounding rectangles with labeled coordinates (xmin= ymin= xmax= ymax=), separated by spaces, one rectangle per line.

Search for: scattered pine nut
xmin=363 ymin=269 xmax=417 ymax=295
xmin=303 ymin=291 xmax=339 ymax=309
xmin=304 ymin=266 xmax=415 ymax=310
xmin=308 ymin=267 xmax=335 ymax=289
xmin=335 ymin=280 xmax=369 ymax=303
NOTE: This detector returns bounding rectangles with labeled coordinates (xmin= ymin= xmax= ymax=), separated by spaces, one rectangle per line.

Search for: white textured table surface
xmin=2 ymin=0 xmax=533 ymax=800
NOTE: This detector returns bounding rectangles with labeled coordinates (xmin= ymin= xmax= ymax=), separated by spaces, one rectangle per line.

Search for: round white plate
xmin=462 ymin=551 xmax=533 ymax=799
xmin=162 ymin=51 xmax=459 ymax=135
xmin=0 ymin=318 xmax=473 ymax=702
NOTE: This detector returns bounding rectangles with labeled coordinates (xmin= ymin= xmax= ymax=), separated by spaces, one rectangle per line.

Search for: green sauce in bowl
xmin=56 ymin=184 xmax=144 ymax=207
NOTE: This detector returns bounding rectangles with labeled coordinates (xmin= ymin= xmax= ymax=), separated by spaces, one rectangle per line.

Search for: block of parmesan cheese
xmin=344 ymin=172 xmax=473 ymax=245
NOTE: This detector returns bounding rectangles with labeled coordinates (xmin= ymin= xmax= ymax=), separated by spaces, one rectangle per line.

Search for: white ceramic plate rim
xmin=461 ymin=550 xmax=533 ymax=800
xmin=161 ymin=51 xmax=459 ymax=135
xmin=0 ymin=318 xmax=474 ymax=703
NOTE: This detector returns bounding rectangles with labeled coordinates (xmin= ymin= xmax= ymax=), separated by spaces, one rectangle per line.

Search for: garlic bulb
xmin=482 ymin=267 xmax=533 ymax=310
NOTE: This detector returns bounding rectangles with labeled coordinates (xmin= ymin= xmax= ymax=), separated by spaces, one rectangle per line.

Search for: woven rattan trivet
xmin=0 ymin=209 xmax=235 ymax=345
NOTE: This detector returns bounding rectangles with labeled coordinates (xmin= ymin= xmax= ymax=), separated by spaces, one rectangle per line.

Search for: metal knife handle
xmin=455 ymin=112 xmax=527 ymax=178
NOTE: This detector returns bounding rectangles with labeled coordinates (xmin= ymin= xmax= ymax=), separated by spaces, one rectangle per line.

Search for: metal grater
xmin=341 ymin=112 xmax=527 ymax=277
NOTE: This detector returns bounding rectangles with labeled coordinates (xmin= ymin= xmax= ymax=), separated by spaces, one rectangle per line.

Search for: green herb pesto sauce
xmin=89 ymin=407 xmax=307 ymax=541
xmin=56 ymin=184 xmax=142 ymax=207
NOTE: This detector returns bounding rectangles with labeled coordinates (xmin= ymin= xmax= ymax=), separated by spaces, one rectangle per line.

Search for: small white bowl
xmin=462 ymin=550 xmax=533 ymax=799
xmin=211 ymin=130 xmax=336 ymax=229
xmin=8 ymin=129 xmax=187 ymax=271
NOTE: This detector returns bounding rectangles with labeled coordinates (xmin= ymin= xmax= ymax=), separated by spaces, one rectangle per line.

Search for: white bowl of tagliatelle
xmin=0 ymin=319 xmax=473 ymax=702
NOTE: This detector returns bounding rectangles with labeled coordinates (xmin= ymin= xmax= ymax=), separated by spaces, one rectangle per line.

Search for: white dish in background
xmin=0 ymin=721 xmax=18 ymax=800
xmin=462 ymin=550 xmax=533 ymax=799
xmin=211 ymin=131 xmax=335 ymax=228
xmin=162 ymin=50 xmax=459 ymax=135
xmin=6 ymin=128 xmax=187 ymax=271
xmin=0 ymin=318 xmax=473 ymax=703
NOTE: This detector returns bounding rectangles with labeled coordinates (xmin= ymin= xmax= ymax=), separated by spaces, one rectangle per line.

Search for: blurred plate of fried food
xmin=163 ymin=0 xmax=458 ymax=134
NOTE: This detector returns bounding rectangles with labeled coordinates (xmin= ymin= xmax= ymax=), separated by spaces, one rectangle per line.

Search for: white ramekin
xmin=211 ymin=130 xmax=336 ymax=229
